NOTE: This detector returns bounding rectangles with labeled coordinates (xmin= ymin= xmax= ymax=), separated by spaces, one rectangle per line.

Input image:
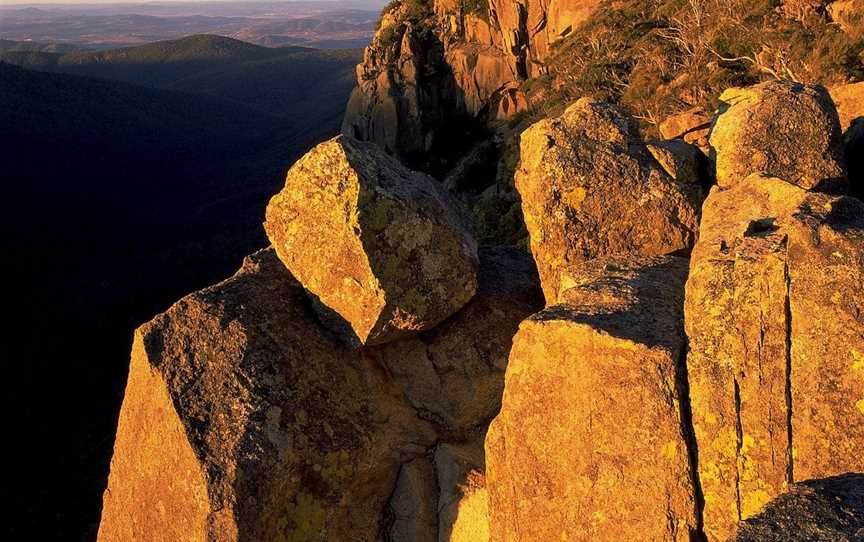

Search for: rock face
xmin=264 ymin=135 xmax=478 ymax=346
xmin=709 ymin=80 xmax=846 ymax=190
xmin=486 ymin=256 xmax=701 ymax=542
xmin=488 ymin=0 xmax=601 ymax=79
xmin=97 ymin=249 xmax=437 ymax=542
xmin=733 ymin=474 xmax=864 ymax=542
xmin=367 ymin=246 xmax=543 ymax=438
xmin=342 ymin=0 xmax=601 ymax=165
xmin=515 ymin=98 xmax=702 ymax=303
xmin=685 ymin=174 xmax=864 ymax=541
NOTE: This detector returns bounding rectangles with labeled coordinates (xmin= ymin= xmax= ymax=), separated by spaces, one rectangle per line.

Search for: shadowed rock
xmin=486 ymin=255 xmax=701 ymax=542
xmin=710 ymin=80 xmax=846 ymax=191
xmin=685 ymin=174 xmax=864 ymax=541
xmin=97 ymin=249 xmax=436 ymax=542
xmin=733 ymin=474 xmax=864 ymax=542
xmin=515 ymin=98 xmax=702 ymax=303
xmin=366 ymin=246 xmax=543 ymax=438
xmin=264 ymin=135 xmax=478 ymax=346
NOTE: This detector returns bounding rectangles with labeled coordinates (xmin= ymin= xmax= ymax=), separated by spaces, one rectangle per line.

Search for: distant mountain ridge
xmin=0 ymin=34 xmax=361 ymax=118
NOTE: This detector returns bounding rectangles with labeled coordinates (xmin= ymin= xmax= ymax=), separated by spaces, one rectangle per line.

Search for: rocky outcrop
xmin=488 ymin=0 xmax=601 ymax=79
xmin=709 ymin=80 xmax=846 ymax=191
xmin=342 ymin=0 xmax=601 ymax=166
xmin=342 ymin=1 xmax=514 ymax=166
xmin=685 ymin=174 xmax=864 ymax=541
xmin=515 ymin=98 xmax=702 ymax=303
xmin=733 ymin=474 xmax=864 ymax=542
xmin=367 ymin=246 xmax=543 ymax=438
xmin=97 ymin=249 xmax=437 ymax=542
xmin=486 ymin=255 xmax=700 ymax=542
xmin=264 ymin=135 xmax=478 ymax=346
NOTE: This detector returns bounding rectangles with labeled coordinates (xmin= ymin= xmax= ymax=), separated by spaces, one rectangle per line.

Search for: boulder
xmin=709 ymin=81 xmax=846 ymax=190
xmin=515 ymin=98 xmax=702 ymax=303
xmin=486 ymin=255 xmax=701 ymax=542
xmin=97 ymin=249 xmax=436 ymax=542
xmin=685 ymin=174 xmax=864 ymax=541
xmin=830 ymin=82 xmax=864 ymax=197
xmin=366 ymin=246 xmax=542 ymax=438
xmin=659 ymin=106 xmax=712 ymax=152
xmin=264 ymin=135 xmax=479 ymax=346
xmin=733 ymin=474 xmax=864 ymax=542
xmin=386 ymin=457 xmax=439 ymax=542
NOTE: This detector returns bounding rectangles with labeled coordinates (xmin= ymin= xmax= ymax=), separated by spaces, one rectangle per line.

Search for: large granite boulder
xmin=486 ymin=256 xmax=701 ymax=542
xmin=515 ymin=98 xmax=702 ymax=303
xmin=685 ymin=174 xmax=864 ymax=541
xmin=265 ymin=135 xmax=478 ymax=346
xmin=97 ymin=249 xmax=436 ymax=542
xmin=709 ymin=80 xmax=846 ymax=190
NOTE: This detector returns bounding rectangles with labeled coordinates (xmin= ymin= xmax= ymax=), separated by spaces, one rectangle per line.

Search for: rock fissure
xmin=676 ymin=335 xmax=707 ymax=542
xmin=783 ymin=244 xmax=795 ymax=486
xmin=733 ymin=376 xmax=744 ymax=523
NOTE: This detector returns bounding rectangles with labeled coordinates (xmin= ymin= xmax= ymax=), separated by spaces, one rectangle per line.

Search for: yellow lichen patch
xmin=856 ymin=398 xmax=864 ymax=415
xmin=740 ymin=489 xmax=773 ymax=519
xmin=661 ymin=440 xmax=679 ymax=461
xmin=852 ymin=349 xmax=864 ymax=372
xmin=562 ymin=186 xmax=587 ymax=208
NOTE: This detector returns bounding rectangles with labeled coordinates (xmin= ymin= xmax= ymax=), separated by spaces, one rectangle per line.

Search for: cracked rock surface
xmin=685 ymin=174 xmax=864 ymax=541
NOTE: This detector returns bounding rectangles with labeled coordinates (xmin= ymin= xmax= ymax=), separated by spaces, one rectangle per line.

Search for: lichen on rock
xmin=97 ymin=249 xmax=437 ymax=542
xmin=515 ymin=97 xmax=703 ymax=303
xmin=709 ymin=80 xmax=847 ymax=191
xmin=685 ymin=173 xmax=864 ymax=541
xmin=264 ymin=135 xmax=479 ymax=346
xmin=486 ymin=255 xmax=701 ymax=542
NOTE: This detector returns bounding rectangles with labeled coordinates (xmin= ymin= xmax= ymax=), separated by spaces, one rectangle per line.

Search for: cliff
xmin=96 ymin=1 xmax=864 ymax=540
xmin=341 ymin=0 xmax=599 ymax=169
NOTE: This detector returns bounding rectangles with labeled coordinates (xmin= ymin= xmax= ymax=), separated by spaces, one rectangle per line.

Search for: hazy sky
xmin=0 ymin=0 xmax=385 ymax=6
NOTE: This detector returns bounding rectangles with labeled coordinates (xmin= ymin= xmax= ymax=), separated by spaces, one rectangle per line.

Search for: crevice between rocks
xmin=783 ymin=245 xmax=795 ymax=485
xmin=733 ymin=376 xmax=744 ymax=523
xmin=676 ymin=337 xmax=708 ymax=542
